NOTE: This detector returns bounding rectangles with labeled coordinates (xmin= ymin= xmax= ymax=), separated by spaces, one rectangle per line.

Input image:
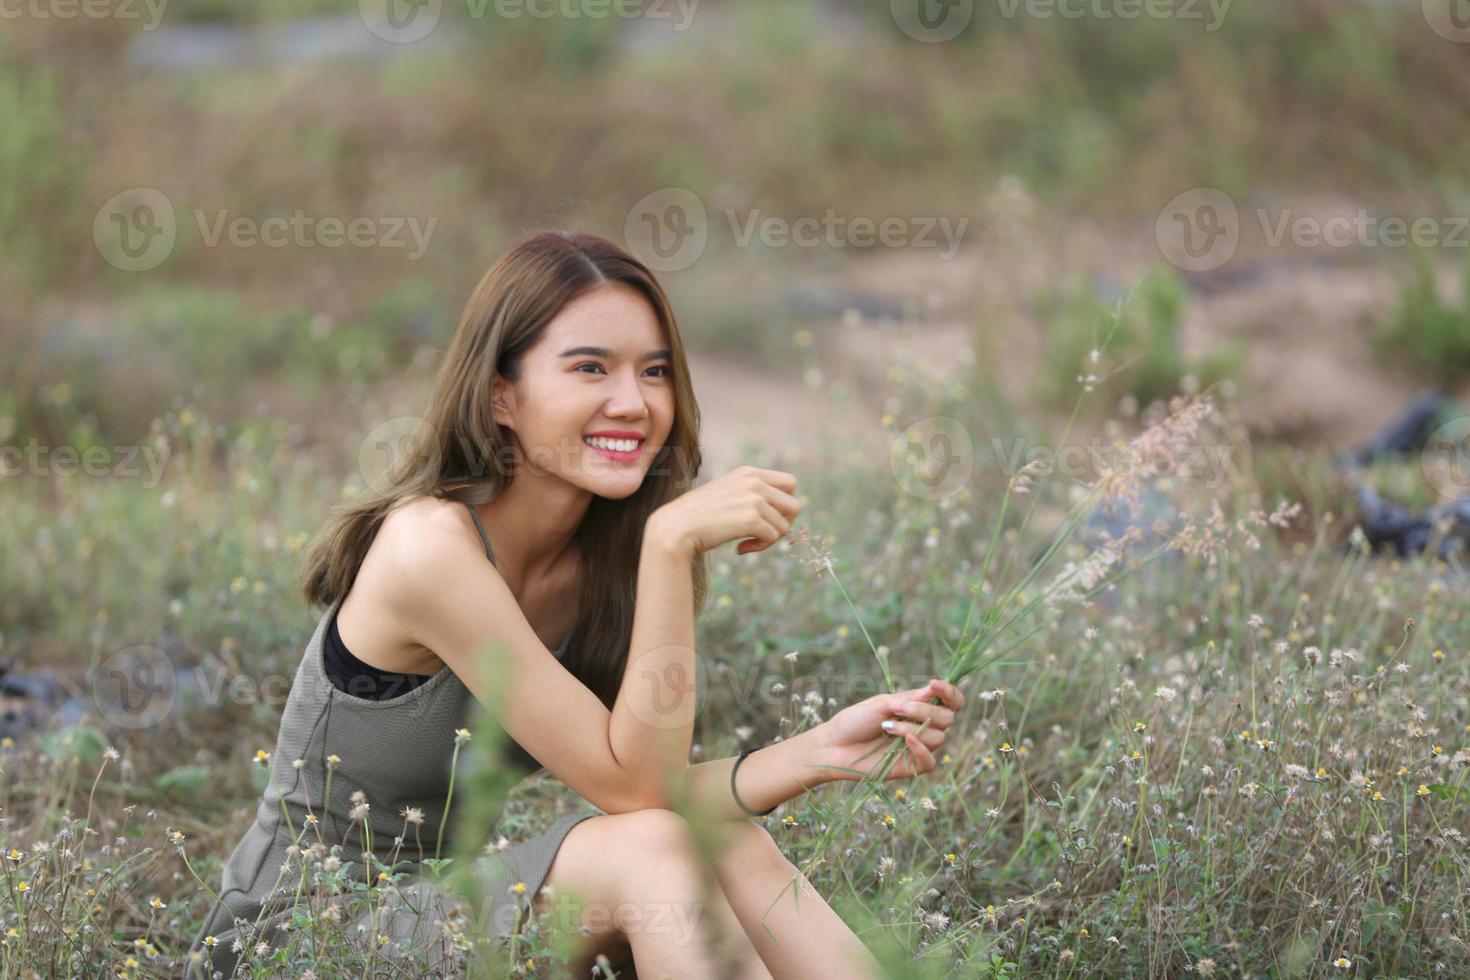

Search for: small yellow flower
xmin=1371 ymin=790 xmax=1385 ymax=801
xmin=254 ymin=749 xmax=270 ymax=765
xmin=944 ymin=853 xmax=958 ymax=865
xmin=1432 ymin=745 xmax=1444 ymax=756
xmin=782 ymin=814 xmax=797 ymax=827
xmin=717 ymin=595 xmax=732 ymax=608
xmin=1134 ymin=722 xmax=1146 ymax=733
xmin=1079 ymin=928 xmax=1089 ymax=939
xmin=1333 ymin=956 xmax=1352 ymax=969
xmin=454 ymin=728 xmax=472 ymax=744
xmin=1 ymin=737 xmax=12 ymax=748
xmin=1397 ymin=766 xmax=1409 ymax=777
xmin=305 ymin=814 xmax=318 ymax=825
xmin=16 ymin=881 xmax=28 ymax=893
xmin=6 ymin=849 xmax=22 ymax=861
xmin=940 ymin=753 xmax=950 ymax=764
xmin=377 ymin=934 xmax=389 ymax=947
xmin=203 ymin=936 xmax=217 ymax=948
xmin=327 ymin=754 xmax=341 ymax=766
xmin=1130 ymin=750 xmax=1142 ymax=761
xmin=1432 ymin=649 xmax=1445 ymax=662
xmin=999 ymin=742 xmax=1013 ymax=753
xmin=1417 ymin=785 xmax=1430 ymax=797
xmin=893 ymin=788 xmax=906 ymax=801
xmin=1238 ymin=730 xmax=1253 ymax=742
xmin=1121 ymin=836 xmax=1132 ymax=847
xmin=377 ymin=871 xmax=390 ymax=883
xmin=509 ymin=881 xmax=527 ymax=895
xmin=148 ymin=896 xmax=166 ymax=910
xmin=880 ymin=814 xmax=895 ymax=828
xmin=1316 ymin=768 xmax=1329 ymax=780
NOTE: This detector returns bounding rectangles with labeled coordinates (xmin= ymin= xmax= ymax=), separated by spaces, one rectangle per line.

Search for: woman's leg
xmin=706 ymin=819 xmax=885 ymax=980
xmin=533 ymin=809 xmax=773 ymax=979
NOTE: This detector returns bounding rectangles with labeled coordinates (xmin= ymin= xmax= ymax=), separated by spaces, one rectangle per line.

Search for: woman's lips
xmin=583 ymin=437 xmax=643 ymax=462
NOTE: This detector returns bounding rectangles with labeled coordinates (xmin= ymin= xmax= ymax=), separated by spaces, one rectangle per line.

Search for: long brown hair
xmin=299 ymin=229 xmax=708 ymax=712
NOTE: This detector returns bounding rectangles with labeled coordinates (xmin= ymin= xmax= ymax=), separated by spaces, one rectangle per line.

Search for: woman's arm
xmin=605 ymin=520 xmax=699 ymax=804
xmin=674 ymin=727 xmax=841 ymax=821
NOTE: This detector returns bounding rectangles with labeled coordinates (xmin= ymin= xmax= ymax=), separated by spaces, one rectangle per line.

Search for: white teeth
xmin=584 ymin=436 xmax=639 ymax=453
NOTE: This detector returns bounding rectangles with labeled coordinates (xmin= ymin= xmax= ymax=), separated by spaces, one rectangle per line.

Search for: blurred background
xmin=3 ymin=0 xmax=1470 ymax=970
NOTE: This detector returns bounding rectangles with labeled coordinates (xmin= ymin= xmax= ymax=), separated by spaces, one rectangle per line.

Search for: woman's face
xmin=493 ymin=283 xmax=676 ymax=498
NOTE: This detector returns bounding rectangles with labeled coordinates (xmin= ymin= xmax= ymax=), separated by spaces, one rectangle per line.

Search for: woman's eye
xmin=575 ymin=363 xmax=670 ymax=378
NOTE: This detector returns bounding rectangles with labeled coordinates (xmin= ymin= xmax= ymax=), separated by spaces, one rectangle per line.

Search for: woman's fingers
xmin=887 ymin=699 xmax=955 ymax=729
xmin=923 ymin=678 xmax=965 ymax=711
xmin=903 ymin=732 xmax=936 ymax=773
xmin=880 ymin=720 xmax=944 ymax=748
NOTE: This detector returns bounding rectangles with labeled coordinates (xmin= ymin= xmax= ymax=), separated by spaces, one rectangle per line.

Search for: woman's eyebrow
xmin=557 ymin=346 xmax=672 ymax=363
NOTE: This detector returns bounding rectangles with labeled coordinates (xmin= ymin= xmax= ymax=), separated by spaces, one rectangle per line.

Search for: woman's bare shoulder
xmin=371 ymin=495 xmax=493 ymax=588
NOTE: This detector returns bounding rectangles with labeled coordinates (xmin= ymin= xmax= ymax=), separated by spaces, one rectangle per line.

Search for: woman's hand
xmin=811 ymin=678 xmax=967 ymax=781
xmin=648 ymin=465 xmax=801 ymax=559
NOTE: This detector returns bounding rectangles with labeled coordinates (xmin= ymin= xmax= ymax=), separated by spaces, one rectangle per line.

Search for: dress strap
xmin=461 ymin=501 xmax=496 ymax=566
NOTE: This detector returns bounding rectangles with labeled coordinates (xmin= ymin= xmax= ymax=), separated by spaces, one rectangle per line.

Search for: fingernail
xmin=881 ymin=720 xmax=896 ymax=731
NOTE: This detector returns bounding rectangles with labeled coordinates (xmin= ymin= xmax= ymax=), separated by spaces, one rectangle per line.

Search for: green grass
xmin=1 ymin=368 xmax=1467 ymax=977
xmin=1375 ymin=249 xmax=1470 ymax=386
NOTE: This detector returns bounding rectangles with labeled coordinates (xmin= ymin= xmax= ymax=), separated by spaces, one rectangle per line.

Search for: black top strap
xmin=462 ymin=501 xmax=496 ymax=566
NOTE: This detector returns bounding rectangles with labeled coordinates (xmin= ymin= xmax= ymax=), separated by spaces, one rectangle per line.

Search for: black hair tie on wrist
xmin=731 ymin=745 xmax=778 ymax=817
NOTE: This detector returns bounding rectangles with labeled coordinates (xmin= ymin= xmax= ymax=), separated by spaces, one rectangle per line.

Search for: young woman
xmin=192 ymin=230 xmax=966 ymax=978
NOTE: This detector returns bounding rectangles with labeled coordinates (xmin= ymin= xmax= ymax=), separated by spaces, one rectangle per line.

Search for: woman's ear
xmin=490 ymin=375 xmax=515 ymax=430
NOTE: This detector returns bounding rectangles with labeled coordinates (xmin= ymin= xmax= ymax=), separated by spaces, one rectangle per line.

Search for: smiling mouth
xmin=583 ymin=436 xmax=644 ymax=460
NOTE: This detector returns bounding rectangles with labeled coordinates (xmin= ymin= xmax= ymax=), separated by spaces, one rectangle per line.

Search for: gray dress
xmin=192 ymin=502 xmax=599 ymax=977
